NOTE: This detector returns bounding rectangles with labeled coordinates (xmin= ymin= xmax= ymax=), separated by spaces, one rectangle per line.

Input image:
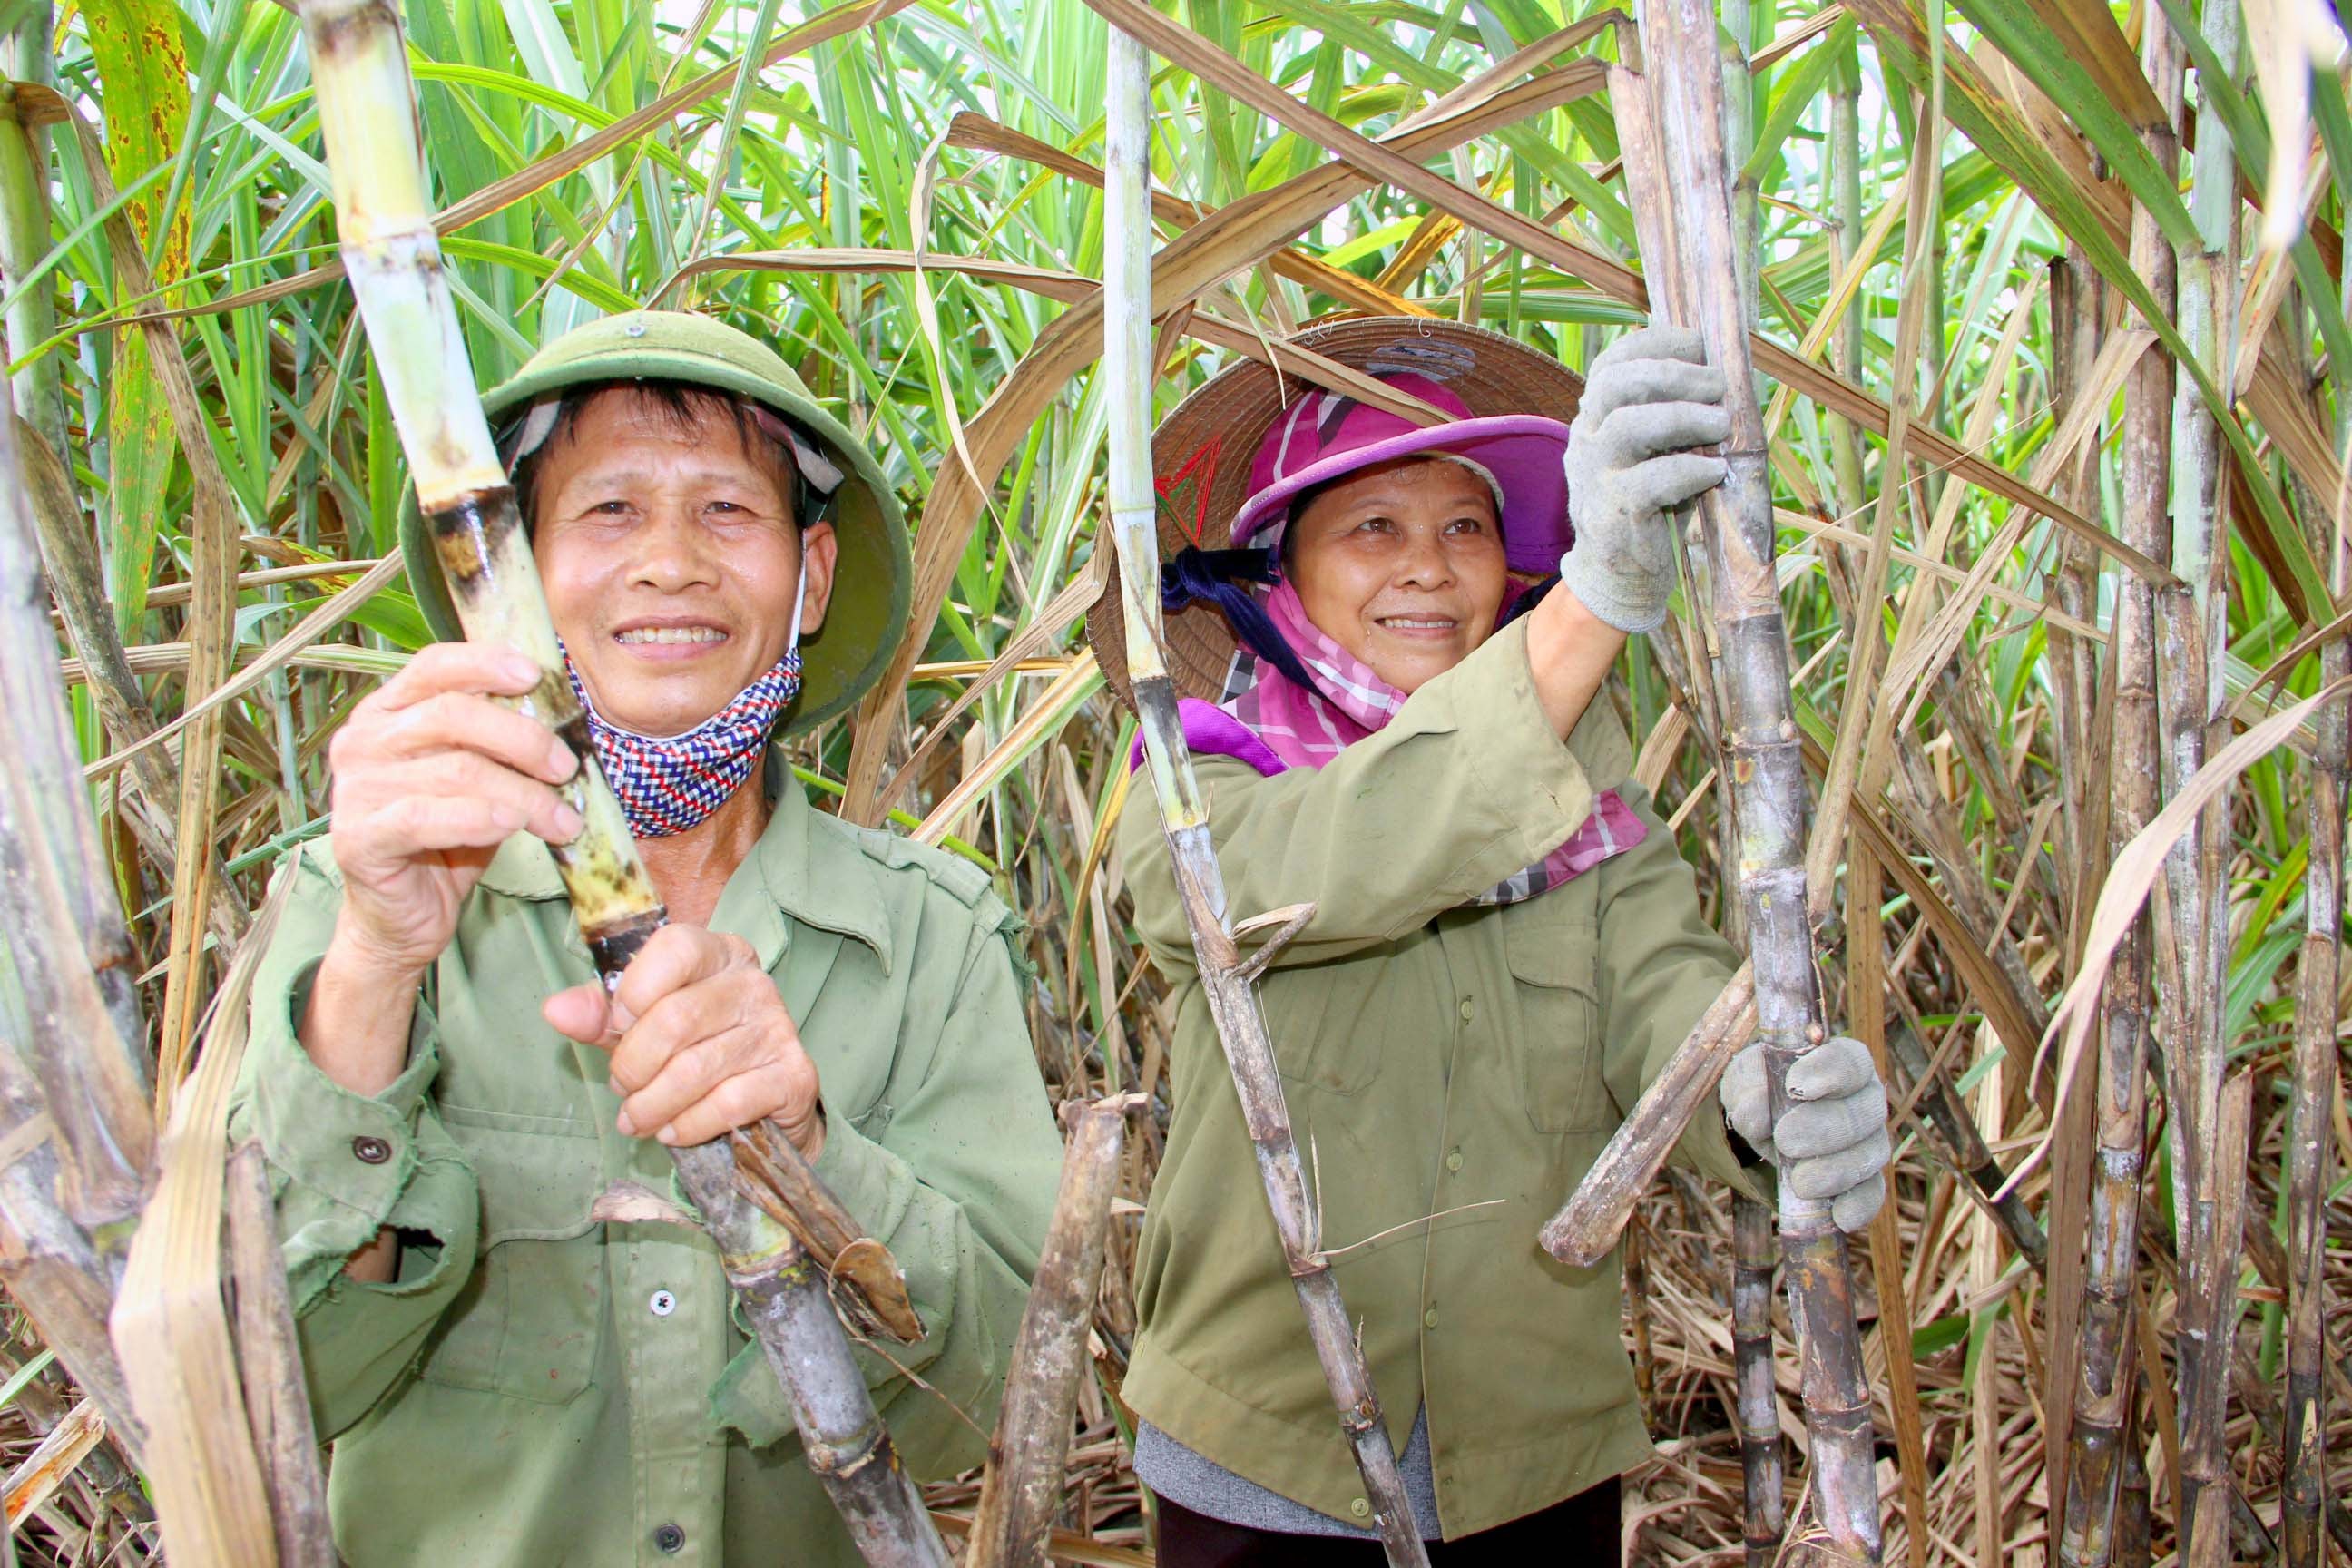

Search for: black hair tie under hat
xmin=1160 ymin=546 xmax=1319 ymax=693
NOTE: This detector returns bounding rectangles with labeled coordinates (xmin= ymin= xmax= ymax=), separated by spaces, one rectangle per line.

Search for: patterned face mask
xmin=564 ymin=567 xmax=806 ymax=839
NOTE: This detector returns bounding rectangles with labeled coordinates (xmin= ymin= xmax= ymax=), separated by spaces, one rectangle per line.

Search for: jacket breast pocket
xmin=417 ymin=1109 xmax=605 ymax=1405
xmin=1506 ymin=917 xmax=1607 ymax=1133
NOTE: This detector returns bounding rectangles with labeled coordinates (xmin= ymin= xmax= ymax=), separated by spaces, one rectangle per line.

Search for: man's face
xmin=1285 ymin=456 xmax=1506 ymax=695
xmin=532 ymin=387 xmax=838 ymax=737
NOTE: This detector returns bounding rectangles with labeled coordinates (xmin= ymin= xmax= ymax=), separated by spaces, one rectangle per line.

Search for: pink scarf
xmin=1160 ymin=580 xmax=1644 ymax=906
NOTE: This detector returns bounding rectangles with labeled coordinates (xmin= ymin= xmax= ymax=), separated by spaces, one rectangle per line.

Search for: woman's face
xmin=533 ymin=387 xmax=838 ymax=737
xmin=1284 ymin=456 xmax=1507 ymax=694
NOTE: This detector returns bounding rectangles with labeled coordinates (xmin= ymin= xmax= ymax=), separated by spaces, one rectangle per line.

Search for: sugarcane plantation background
xmin=0 ymin=0 xmax=2348 ymax=1562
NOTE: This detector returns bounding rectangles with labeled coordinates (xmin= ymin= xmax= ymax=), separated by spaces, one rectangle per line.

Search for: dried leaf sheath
xmin=1627 ymin=6 xmax=1882 ymax=1559
xmin=1100 ymin=24 xmax=1428 ymax=1568
xmin=293 ymin=4 xmax=943 ymax=1562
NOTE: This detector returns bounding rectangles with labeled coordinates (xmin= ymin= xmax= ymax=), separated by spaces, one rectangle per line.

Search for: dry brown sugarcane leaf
xmin=66 ymin=101 xmax=247 ymax=1091
xmin=2016 ymin=675 xmax=2352 ymax=1198
xmin=675 ymin=249 xmax=1450 ymax=424
xmin=152 ymin=0 xmax=921 ymax=323
xmin=79 ymin=555 xmax=404 ymax=785
xmin=112 ymin=867 xmax=297 ymax=1566
xmin=1093 ymin=0 xmax=2174 ymax=590
xmin=838 ymin=64 xmax=1606 ymax=820
xmin=0 ymin=1398 xmax=105 ymax=1528
xmin=940 ymin=113 xmax=1435 ymax=318
xmin=877 ymin=552 xmax=1109 ymax=818
xmin=2244 ymin=346 xmax=2349 ymax=516
xmin=727 ymin=1121 xmax=922 ymax=1343
xmin=914 ymin=652 xmax=1102 ymax=847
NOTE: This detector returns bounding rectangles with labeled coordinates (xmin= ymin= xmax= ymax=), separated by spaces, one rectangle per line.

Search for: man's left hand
xmin=545 ymin=925 xmax=824 ymax=1158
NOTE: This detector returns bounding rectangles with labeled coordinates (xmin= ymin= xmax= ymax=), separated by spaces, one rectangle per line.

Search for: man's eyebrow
xmin=554 ymin=466 xmax=782 ymax=495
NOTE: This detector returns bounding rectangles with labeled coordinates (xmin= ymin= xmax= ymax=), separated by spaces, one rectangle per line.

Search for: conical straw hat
xmin=1087 ymin=318 xmax=1585 ymax=710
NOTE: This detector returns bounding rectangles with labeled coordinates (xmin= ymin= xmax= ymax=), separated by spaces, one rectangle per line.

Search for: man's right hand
xmin=324 ymin=642 xmax=584 ymax=985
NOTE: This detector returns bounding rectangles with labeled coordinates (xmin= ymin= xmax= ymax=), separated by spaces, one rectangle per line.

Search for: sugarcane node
xmin=296 ymin=0 xmax=397 ymax=56
xmin=581 ymin=909 xmax=665 ymax=982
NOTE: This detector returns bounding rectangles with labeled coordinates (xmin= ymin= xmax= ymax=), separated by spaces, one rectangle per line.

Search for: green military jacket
xmin=1119 ymin=619 xmax=1763 ymax=1539
xmin=230 ymin=763 xmax=1064 ymax=1567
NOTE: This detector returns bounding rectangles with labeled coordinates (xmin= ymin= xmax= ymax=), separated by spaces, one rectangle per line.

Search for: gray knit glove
xmin=1720 ymin=1034 xmax=1890 ymax=1234
xmin=1558 ymin=327 xmax=1732 ymax=633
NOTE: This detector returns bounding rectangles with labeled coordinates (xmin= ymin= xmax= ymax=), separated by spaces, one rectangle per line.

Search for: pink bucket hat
xmin=1086 ymin=318 xmax=1586 ymax=711
xmin=1229 ymin=371 xmax=1573 ymax=574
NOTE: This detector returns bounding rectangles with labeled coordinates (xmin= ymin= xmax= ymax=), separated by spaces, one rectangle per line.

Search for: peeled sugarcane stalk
xmin=1098 ymin=24 xmax=1427 ymax=1568
xmin=1612 ymin=7 xmax=1882 ymax=1559
xmin=291 ymin=6 xmax=943 ymax=1562
xmin=965 ymin=1097 xmax=1136 ymax=1568
xmin=2058 ymin=24 xmax=2177 ymax=1563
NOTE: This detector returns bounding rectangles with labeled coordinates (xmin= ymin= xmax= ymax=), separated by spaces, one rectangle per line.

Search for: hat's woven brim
xmin=1086 ymin=318 xmax=1585 ymax=711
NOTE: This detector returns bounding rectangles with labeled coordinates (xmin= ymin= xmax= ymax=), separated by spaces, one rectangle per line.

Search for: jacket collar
xmin=477 ymin=751 xmax=893 ymax=974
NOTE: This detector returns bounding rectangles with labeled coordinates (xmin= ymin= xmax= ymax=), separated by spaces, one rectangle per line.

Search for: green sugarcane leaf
xmin=84 ymin=0 xmax=191 ymax=634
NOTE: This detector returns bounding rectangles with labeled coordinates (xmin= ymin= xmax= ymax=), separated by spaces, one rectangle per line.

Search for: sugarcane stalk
xmin=0 ymin=323 xmax=150 ymax=1454
xmin=292 ymin=6 xmax=943 ymax=1562
xmin=1710 ymin=26 xmax=1803 ymax=1559
xmin=1884 ymin=1022 xmax=2046 ymax=1270
xmin=2156 ymin=10 xmax=2244 ymax=1557
xmin=1629 ymin=6 xmax=1881 ymax=1558
xmin=2059 ymin=26 xmax=2178 ymax=1562
xmin=966 ymin=1097 xmax=1135 ymax=1568
xmin=1541 ymin=963 xmax=1754 ymax=1266
xmin=2281 ymin=279 xmax=2350 ymax=1568
xmin=1099 ymin=24 xmax=1427 ymax=1567
xmin=1730 ymin=1192 xmax=1782 ymax=1568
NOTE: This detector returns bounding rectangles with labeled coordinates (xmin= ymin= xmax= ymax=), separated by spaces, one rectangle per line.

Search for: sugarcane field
xmin=5 ymin=0 xmax=2352 ymax=1563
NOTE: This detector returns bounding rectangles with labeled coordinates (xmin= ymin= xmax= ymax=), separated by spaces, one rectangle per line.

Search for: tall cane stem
xmin=1099 ymin=24 xmax=1429 ymax=1568
xmin=293 ymin=5 xmax=944 ymax=1561
xmin=1629 ymin=5 xmax=1882 ymax=1559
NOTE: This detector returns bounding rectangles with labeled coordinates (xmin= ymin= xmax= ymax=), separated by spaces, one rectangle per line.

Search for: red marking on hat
xmin=1157 ymin=436 xmax=1221 ymax=544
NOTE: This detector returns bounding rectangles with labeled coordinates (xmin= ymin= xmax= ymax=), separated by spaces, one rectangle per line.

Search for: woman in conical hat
xmin=1091 ymin=318 xmax=1890 ymax=1563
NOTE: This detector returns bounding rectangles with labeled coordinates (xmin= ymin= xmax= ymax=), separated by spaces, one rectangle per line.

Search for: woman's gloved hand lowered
xmin=1558 ymin=326 xmax=1733 ymax=633
xmin=1720 ymin=1034 xmax=1891 ymax=1234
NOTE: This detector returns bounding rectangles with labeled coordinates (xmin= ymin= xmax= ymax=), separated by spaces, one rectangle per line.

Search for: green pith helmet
xmin=397 ymin=309 xmax=912 ymax=735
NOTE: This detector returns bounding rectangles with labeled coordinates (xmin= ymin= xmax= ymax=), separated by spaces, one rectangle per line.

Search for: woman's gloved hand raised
xmin=1557 ymin=326 xmax=1733 ymax=633
xmin=1720 ymin=1034 xmax=1891 ymax=1234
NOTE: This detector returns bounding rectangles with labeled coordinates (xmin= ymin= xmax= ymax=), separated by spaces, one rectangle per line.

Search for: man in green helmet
xmin=230 ymin=311 xmax=1063 ymax=1566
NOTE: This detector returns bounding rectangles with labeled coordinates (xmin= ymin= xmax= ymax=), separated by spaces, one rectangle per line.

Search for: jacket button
xmin=1348 ymin=1498 xmax=1370 ymax=1519
xmin=649 ymin=1289 xmax=677 ymax=1318
xmin=653 ymin=1523 xmax=684 ymax=1553
xmin=1424 ymin=1308 xmax=1439 ymax=1330
xmin=1457 ymin=998 xmax=1474 ymax=1024
xmin=1444 ymin=1149 xmax=1464 ymax=1172
xmin=351 ymin=1136 xmax=392 ymax=1165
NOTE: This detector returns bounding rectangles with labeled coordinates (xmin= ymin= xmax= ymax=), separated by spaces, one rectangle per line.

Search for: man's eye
xmin=592 ymin=500 xmax=632 ymax=515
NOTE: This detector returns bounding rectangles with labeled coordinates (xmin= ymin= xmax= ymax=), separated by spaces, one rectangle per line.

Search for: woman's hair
xmin=504 ymin=378 xmax=818 ymax=534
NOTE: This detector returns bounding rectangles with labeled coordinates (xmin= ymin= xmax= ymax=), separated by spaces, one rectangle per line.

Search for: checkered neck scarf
xmin=1220 ymin=580 xmax=1644 ymax=906
xmin=564 ymin=650 xmax=801 ymax=838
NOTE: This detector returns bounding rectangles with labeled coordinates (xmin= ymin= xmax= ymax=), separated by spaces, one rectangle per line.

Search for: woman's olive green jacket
xmin=1118 ymin=618 xmax=1765 ymax=1539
